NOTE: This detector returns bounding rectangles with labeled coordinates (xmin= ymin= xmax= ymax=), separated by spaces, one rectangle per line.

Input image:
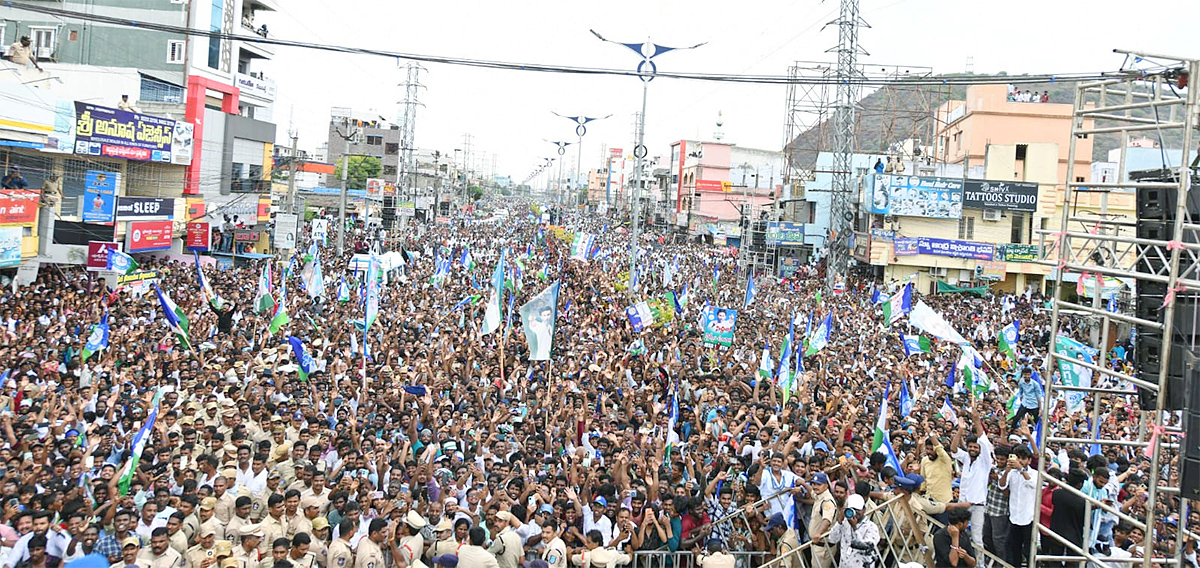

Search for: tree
xmin=333 ymin=156 xmax=382 ymax=190
xmin=468 ymin=185 xmax=484 ymax=201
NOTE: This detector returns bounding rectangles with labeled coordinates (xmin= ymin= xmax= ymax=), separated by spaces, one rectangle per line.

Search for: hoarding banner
xmin=778 ymin=257 xmax=801 ymax=278
xmin=73 ymin=102 xmax=193 ymax=165
xmin=117 ymin=270 xmax=160 ymax=285
xmin=0 ymin=227 xmax=22 ymax=268
xmin=186 ymin=222 xmax=211 ymax=251
xmin=82 ymin=170 xmax=118 ymax=223
xmin=870 ymin=228 xmax=895 ymax=242
xmin=274 ymin=213 xmax=298 ymax=250
xmin=978 ymin=260 xmax=1007 ymax=281
xmin=365 ymin=179 xmax=384 ymax=201
xmin=765 ymin=222 xmax=805 ymax=247
xmin=915 ymin=237 xmax=995 ymax=260
xmin=126 ymin=220 xmax=173 ymax=253
xmin=87 ymin=241 xmax=119 ymax=271
xmin=0 ymin=190 xmax=40 ymax=226
xmin=116 ymin=196 xmax=174 ymax=220
xmin=893 ymin=237 xmax=919 ymax=256
xmin=870 ymin=174 xmax=963 ymax=219
xmin=695 ymin=180 xmax=725 ymax=192
xmin=701 ymin=306 xmax=738 ymax=347
xmin=962 ymin=179 xmax=1039 ymax=212
xmin=1001 ymin=243 xmax=1041 ymax=262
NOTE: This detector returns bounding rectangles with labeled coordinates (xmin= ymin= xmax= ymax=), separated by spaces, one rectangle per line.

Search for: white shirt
xmin=580 ymin=506 xmax=614 ymax=546
xmin=951 ymin=434 xmax=993 ymax=505
xmin=1000 ymin=467 xmax=1038 ymax=525
xmin=758 ymin=468 xmax=798 ymax=524
xmin=5 ymin=530 xmax=70 ymax=568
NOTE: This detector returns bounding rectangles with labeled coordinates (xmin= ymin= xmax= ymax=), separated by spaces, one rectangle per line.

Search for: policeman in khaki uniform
xmin=354 ymin=519 xmax=387 ymax=568
xmin=141 ymin=528 xmax=187 ymax=568
xmin=326 ymin=519 xmax=355 ymax=568
xmin=487 ymin=512 xmax=522 ymax=568
xmin=425 ymin=520 xmax=457 ymax=562
xmin=286 ymin=533 xmax=318 ymax=568
xmin=213 ymin=541 xmax=234 ymax=566
xmin=200 ymin=498 xmax=228 ymax=543
xmin=234 ymin=524 xmax=264 ymax=568
xmin=764 ymin=513 xmax=799 ymax=568
xmin=806 ymin=472 xmax=838 ymax=568
xmin=308 ymin=517 xmax=330 ymax=568
xmin=695 ymin=540 xmax=735 ymax=568
xmin=261 ymin=495 xmax=290 ymax=556
xmin=186 ymin=526 xmax=220 ymax=568
xmin=396 ymin=511 xmax=428 ymax=568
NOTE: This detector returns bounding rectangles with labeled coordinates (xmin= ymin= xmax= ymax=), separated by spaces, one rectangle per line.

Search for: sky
xmin=263 ymin=0 xmax=1200 ymax=185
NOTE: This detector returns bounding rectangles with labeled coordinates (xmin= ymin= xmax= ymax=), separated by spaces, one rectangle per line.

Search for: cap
xmin=214 ymin=540 xmax=233 ymax=557
xmin=301 ymin=496 xmax=320 ymax=509
xmin=845 ymin=494 xmax=866 ymax=510
xmin=809 ymin=472 xmax=830 ymax=485
xmin=496 ymin=511 xmax=514 ymax=523
xmin=538 ymin=504 xmax=555 ymax=515
xmin=199 ymin=525 xmax=217 ymax=538
xmin=895 ymin=474 xmax=924 ymax=492
xmin=592 ymin=496 xmax=607 ymax=508
xmin=239 ymin=524 xmax=264 ymax=538
xmin=268 ymin=470 xmax=282 ymax=480
xmin=432 ymin=555 xmax=459 ymax=568
xmin=405 ymin=510 xmax=427 ymax=530
xmin=763 ymin=513 xmax=787 ymax=531
xmin=813 ymin=441 xmax=829 ymax=452
xmin=311 ymin=517 xmax=330 ymax=531
xmin=121 ymin=537 xmax=141 ymax=548
xmin=433 ymin=519 xmax=453 ymax=532
xmin=200 ymin=497 xmax=217 ymax=511
xmin=220 ymin=559 xmax=238 ymax=568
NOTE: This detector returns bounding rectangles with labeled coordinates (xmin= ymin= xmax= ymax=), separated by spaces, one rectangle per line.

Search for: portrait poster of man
xmin=702 ymin=306 xmax=737 ymax=347
xmin=519 ymin=280 xmax=561 ymax=360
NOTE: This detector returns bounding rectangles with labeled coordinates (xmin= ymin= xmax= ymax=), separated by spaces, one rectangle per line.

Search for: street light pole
xmin=554 ymin=113 xmax=611 ymax=210
xmin=591 ymin=29 xmax=705 ymax=295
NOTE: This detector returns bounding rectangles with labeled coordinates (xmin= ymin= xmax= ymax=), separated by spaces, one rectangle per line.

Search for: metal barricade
xmin=632 ymin=550 xmax=769 ymax=568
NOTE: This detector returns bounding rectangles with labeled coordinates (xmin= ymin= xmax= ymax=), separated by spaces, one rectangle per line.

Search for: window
xmin=30 ymin=26 xmax=56 ymax=59
xmin=384 ymin=142 xmax=399 ymax=155
xmin=208 ymin=0 xmax=223 ymax=69
xmin=365 ymin=135 xmax=383 ymax=146
xmin=1011 ymin=212 xmax=1026 ymax=244
xmin=958 ymin=214 xmax=975 ymax=240
xmin=1075 ymin=176 xmax=1085 ymax=183
xmin=1015 ymin=144 xmax=1027 ymax=161
xmin=382 ymin=165 xmax=397 ymax=176
xmin=167 ymin=40 xmax=185 ymax=63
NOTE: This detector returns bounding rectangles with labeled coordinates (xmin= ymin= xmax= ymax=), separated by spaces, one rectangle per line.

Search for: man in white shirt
xmin=950 ymin=411 xmax=993 ymax=552
xmin=998 ymin=445 xmax=1036 ymax=568
xmin=579 ymin=497 xmax=614 ymax=547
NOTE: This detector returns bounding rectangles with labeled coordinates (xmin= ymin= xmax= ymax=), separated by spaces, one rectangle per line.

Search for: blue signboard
xmin=0 ymin=227 xmax=20 ymax=268
xmin=870 ymin=174 xmax=963 ymax=219
xmin=82 ymin=170 xmax=118 ymax=223
xmin=765 ymin=222 xmax=804 ymax=247
xmin=893 ymin=237 xmax=919 ymax=256
xmin=915 ymin=237 xmax=995 ymax=260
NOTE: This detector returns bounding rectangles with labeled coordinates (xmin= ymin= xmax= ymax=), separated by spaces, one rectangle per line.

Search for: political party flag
xmin=958 ymin=346 xmax=992 ymax=398
xmin=871 ymin=381 xmax=903 ymax=474
xmin=1006 ymin=392 xmax=1019 ymax=421
xmin=518 ymin=281 xmax=561 ymax=361
xmin=481 ymin=248 xmax=506 ymax=335
xmin=1054 ymin=335 xmax=1097 ymax=415
xmin=712 ymin=265 xmax=720 ymax=295
xmin=945 ymin=364 xmax=956 ymax=389
xmin=538 ymin=263 xmax=549 ymax=282
xmin=287 ymin=336 xmax=315 ymax=381
xmin=665 ymin=381 xmax=681 ymax=461
xmin=81 ymin=312 xmax=110 ymax=363
xmin=871 ymin=288 xmax=885 ymax=304
xmin=337 ymin=277 xmax=350 ymax=303
xmin=815 ymin=289 xmax=822 ymax=306
xmin=901 ymin=335 xmax=932 ymax=356
xmin=899 ymin=379 xmax=914 ymax=417
xmin=255 ymin=263 xmax=275 ymax=314
xmin=570 ymin=233 xmax=594 ymax=261
xmin=744 ymin=275 xmax=757 ymax=308
xmin=778 ymin=318 xmax=795 ymax=406
xmin=306 ymin=256 xmax=325 ymax=299
xmin=999 ymin=320 xmax=1020 ymax=360
xmin=882 ymin=283 xmax=913 ymax=326
xmin=908 ymin=300 xmax=970 ymax=344
xmin=193 ymin=251 xmax=224 ymax=310
xmin=460 ymin=247 xmax=475 ymax=271
xmin=269 ymin=276 xmax=291 ymax=335
xmin=803 ymin=312 xmax=833 ymax=357
xmin=153 ymin=283 xmax=191 ymax=350
xmin=758 ymin=342 xmax=773 ymax=379
xmin=106 ymin=248 xmax=138 ymax=275
xmin=117 ymin=387 xmax=163 ymax=496
xmin=364 ymin=254 xmax=380 ymax=330
xmin=937 ymin=397 xmax=959 ymax=426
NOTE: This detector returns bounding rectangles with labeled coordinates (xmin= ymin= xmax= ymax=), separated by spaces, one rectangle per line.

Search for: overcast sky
xmin=264 ymin=0 xmax=1199 ymax=184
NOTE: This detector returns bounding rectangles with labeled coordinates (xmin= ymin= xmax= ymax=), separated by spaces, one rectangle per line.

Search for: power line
xmin=3 ymin=0 xmax=1155 ymax=87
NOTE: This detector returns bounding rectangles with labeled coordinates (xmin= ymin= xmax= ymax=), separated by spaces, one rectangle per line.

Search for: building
xmin=851 ymin=83 xmax=1120 ymax=295
xmin=667 ymin=140 xmax=783 ymax=238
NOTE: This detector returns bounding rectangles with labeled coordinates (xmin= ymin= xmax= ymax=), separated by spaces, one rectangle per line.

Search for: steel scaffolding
xmin=1032 ymin=50 xmax=1200 ymax=567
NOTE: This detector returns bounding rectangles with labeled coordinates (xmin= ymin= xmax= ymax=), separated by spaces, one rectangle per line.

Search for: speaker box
xmin=1136 ymin=183 xmax=1200 ymax=221
xmin=1182 ymin=457 xmax=1200 ymax=501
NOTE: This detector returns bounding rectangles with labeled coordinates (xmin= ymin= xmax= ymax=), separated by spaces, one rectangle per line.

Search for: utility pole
xmin=338 ymin=153 xmax=348 ymax=256
xmin=286 ymin=133 xmax=298 ymax=214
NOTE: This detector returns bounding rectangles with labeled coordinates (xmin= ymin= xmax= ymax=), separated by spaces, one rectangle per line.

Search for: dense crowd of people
xmin=0 ymin=198 xmax=1190 ymax=568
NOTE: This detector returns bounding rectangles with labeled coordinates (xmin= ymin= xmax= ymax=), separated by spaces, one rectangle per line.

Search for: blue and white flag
xmin=153 ymin=283 xmax=191 ymax=350
xmin=81 ymin=312 xmax=110 ymax=363
xmin=287 ymin=335 xmax=315 ymax=381
xmin=337 ymin=277 xmax=350 ymax=303
xmin=105 ymin=248 xmax=138 ymax=275
xmin=899 ymin=378 xmax=913 ymax=418
xmin=744 ymin=275 xmax=757 ymax=307
xmin=871 ymin=381 xmax=904 ymax=474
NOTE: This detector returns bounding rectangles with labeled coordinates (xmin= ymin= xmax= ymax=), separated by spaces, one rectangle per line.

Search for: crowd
xmin=0 ymin=198 xmax=1191 ymax=568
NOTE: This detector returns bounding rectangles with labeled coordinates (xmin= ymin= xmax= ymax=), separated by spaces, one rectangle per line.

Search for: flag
xmin=481 ymin=248 xmax=506 ymax=335
xmin=899 ymin=379 xmax=913 ymax=417
xmin=337 ymin=277 xmax=351 ymax=303
xmin=303 ymin=242 xmax=317 ymax=264
xmin=815 ymin=289 xmax=822 ymax=306
xmin=451 ymin=294 xmax=482 ymax=312
xmin=153 ymin=283 xmax=191 ymax=350
xmin=364 ymin=254 xmax=380 ymax=330
xmin=871 ymin=381 xmax=903 ymax=474
xmin=460 ymin=247 xmax=475 ymax=271
xmin=255 ymin=264 xmax=275 ymax=314
xmin=945 ymin=364 xmax=956 ymax=389
xmin=803 ymin=313 xmax=833 ymax=357
xmin=937 ymin=397 xmax=959 ymax=426
xmin=1055 ymin=335 xmax=1096 ymax=415
xmin=193 ymin=251 xmax=223 ymax=309
xmin=871 ymin=288 xmax=885 ymax=304
xmin=882 ymin=283 xmax=913 ymax=326
xmin=712 ymin=265 xmax=720 ymax=295
xmin=758 ymin=342 xmax=773 ymax=379
xmin=778 ymin=318 xmax=796 ymax=406
xmin=117 ymin=388 xmax=163 ymax=496
xmin=744 ymin=275 xmax=757 ymax=307
xmin=908 ymin=300 xmax=970 ymax=344
xmin=538 ymin=264 xmax=549 ymax=282
xmin=306 ymin=256 xmax=325 ymax=299
xmin=665 ymin=381 xmax=680 ymax=460
xmin=570 ymin=233 xmax=594 ymax=261
xmin=287 ymin=336 xmax=315 ymax=381
xmin=958 ymin=346 xmax=992 ymax=398
xmin=901 ymin=334 xmax=932 ymax=356
xmin=518 ymin=281 xmax=561 ymax=361
xmin=81 ymin=312 xmax=110 ymax=363
xmin=999 ymin=321 xmax=1020 ymax=359
xmin=1006 ymin=393 xmax=1019 ymax=421
xmin=105 ymin=248 xmax=138 ymax=275
xmin=269 ymin=277 xmax=291 ymax=335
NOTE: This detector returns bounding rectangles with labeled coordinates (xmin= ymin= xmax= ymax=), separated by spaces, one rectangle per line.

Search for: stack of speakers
xmin=1131 ymin=168 xmax=1200 ymax=498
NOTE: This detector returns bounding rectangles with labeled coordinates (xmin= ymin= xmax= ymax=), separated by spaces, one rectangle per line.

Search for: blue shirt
xmin=1019 ymin=378 xmax=1042 ymax=409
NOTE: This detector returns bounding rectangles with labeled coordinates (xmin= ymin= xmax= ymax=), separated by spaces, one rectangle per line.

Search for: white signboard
xmin=275 ymin=213 xmax=298 ymax=250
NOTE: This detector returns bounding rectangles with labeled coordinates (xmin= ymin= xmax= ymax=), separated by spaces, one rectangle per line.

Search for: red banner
xmin=186 ymin=222 xmax=210 ymax=251
xmin=127 ymin=220 xmax=173 ymax=252
xmin=0 ymin=190 xmax=40 ymax=226
xmin=695 ymin=179 xmax=725 ymax=192
xmin=87 ymin=241 xmax=119 ymax=271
